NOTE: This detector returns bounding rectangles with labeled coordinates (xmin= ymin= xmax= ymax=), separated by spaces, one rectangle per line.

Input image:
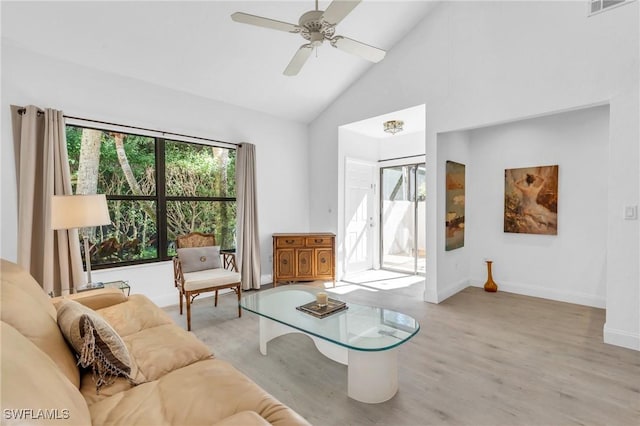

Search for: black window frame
xmin=66 ymin=124 xmax=236 ymax=270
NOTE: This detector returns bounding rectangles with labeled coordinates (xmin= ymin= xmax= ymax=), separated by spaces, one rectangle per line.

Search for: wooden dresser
xmin=272 ymin=233 xmax=335 ymax=287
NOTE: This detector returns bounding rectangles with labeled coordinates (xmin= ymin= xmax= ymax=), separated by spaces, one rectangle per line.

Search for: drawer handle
xmin=282 ymin=259 xmax=288 ymax=265
xmin=286 ymin=239 xmax=295 ymax=244
xmin=320 ymin=258 xmax=327 ymax=263
xmin=315 ymin=239 xmax=323 ymax=243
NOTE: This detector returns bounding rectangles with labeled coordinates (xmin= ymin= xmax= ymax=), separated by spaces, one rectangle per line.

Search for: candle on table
xmin=316 ymin=292 xmax=328 ymax=307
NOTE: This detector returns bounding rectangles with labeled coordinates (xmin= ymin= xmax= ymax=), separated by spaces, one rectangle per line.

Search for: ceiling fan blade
xmin=331 ymin=36 xmax=386 ymax=63
xmin=322 ymin=0 xmax=362 ymax=25
xmin=283 ymin=45 xmax=313 ymax=76
xmin=231 ymin=12 xmax=300 ymax=33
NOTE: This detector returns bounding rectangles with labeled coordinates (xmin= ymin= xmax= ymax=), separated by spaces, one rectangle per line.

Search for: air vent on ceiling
xmin=589 ymin=0 xmax=635 ymax=15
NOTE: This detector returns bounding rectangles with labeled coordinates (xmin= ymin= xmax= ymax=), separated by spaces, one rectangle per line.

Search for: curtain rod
xmin=17 ymin=108 xmax=239 ymax=147
xmin=64 ymin=114 xmax=240 ymax=147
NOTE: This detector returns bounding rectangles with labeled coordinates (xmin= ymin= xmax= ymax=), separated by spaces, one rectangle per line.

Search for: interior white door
xmin=344 ymin=159 xmax=376 ymax=275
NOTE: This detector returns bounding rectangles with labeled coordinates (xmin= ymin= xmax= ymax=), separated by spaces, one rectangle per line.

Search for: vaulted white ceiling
xmin=1 ymin=1 xmax=438 ymax=124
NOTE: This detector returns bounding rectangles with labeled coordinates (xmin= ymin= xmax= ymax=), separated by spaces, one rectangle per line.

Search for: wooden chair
xmin=172 ymin=232 xmax=241 ymax=331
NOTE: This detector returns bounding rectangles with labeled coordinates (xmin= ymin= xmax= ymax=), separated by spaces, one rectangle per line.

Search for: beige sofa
xmin=0 ymin=259 xmax=310 ymax=425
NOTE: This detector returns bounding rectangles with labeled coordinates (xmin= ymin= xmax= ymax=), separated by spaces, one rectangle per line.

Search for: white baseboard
xmin=423 ymin=283 xmax=439 ymax=303
xmin=604 ymin=323 xmax=640 ymax=351
xmin=261 ymin=273 xmax=272 ymax=286
xmin=431 ymin=277 xmax=606 ymax=309
xmin=468 ymin=279 xmax=606 ymax=308
xmin=436 ymin=279 xmax=470 ymax=303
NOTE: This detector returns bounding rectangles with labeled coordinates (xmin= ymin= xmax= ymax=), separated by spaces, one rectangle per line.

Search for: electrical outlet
xmin=624 ymin=205 xmax=638 ymax=220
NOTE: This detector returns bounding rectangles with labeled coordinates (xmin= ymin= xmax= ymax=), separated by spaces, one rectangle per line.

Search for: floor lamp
xmin=51 ymin=194 xmax=111 ymax=290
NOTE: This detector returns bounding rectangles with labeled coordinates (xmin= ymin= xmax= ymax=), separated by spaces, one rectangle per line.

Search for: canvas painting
xmin=445 ymin=161 xmax=465 ymax=251
xmin=504 ymin=165 xmax=558 ymax=235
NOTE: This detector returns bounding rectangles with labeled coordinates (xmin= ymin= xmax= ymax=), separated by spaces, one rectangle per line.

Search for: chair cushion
xmin=182 ymin=268 xmax=241 ymax=291
xmin=57 ymin=299 xmax=134 ymax=393
xmin=178 ymin=246 xmax=222 ymax=272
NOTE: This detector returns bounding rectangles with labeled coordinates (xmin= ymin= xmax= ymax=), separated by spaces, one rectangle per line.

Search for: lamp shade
xmin=51 ymin=194 xmax=111 ymax=230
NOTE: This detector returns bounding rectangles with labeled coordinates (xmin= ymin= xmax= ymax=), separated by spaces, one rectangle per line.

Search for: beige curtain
xmin=11 ymin=105 xmax=84 ymax=295
xmin=235 ymin=143 xmax=261 ymax=290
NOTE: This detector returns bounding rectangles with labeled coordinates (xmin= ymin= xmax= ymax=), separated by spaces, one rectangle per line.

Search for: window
xmin=66 ymin=125 xmax=236 ymax=269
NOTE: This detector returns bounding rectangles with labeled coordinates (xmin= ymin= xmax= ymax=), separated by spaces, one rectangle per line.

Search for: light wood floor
xmin=164 ymin=281 xmax=640 ymax=426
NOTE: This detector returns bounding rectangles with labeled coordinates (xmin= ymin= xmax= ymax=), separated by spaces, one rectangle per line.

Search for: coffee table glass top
xmin=240 ymin=285 xmax=420 ymax=351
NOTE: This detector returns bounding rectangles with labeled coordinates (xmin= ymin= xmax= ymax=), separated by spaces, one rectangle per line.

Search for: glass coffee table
xmin=240 ymin=285 xmax=420 ymax=403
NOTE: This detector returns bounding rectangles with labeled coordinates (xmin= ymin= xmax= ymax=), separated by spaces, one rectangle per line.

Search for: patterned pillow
xmin=177 ymin=246 xmax=222 ymax=273
xmin=57 ymin=299 xmax=134 ymax=393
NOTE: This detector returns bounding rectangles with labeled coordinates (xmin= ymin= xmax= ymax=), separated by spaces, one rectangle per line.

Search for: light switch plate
xmin=624 ymin=205 xmax=638 ymax=220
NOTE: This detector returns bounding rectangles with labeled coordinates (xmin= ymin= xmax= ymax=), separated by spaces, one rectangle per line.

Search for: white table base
xmin=259 ymin=317 xmax=399 ymax=404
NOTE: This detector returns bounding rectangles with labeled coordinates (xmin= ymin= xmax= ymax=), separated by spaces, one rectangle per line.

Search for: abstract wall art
xmin=504 ymin=165 xmax=558 ymax=235
xmin=445 ymin=161 xmax=465 ymax=251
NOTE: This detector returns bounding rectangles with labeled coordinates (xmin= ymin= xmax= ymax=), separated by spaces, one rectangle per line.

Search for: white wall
xmin=1 ymin=41 xmax=310 ymax=306
xmin=378 ymin=130 xmax=426 ymax=161
xmin=308 ymin=1 xmax=638 ymax=350
xmin=466 ymin=105 xmax=609 ymax=307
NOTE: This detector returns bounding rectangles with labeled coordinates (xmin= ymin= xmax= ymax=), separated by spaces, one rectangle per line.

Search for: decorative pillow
xmin=177 ymin=246 xmax=222 ymax=272
xmin=57 ymin=299 xmax=134 ymax=393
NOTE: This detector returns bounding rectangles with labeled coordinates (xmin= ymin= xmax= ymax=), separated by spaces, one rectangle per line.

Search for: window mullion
xmin=157 ymin=138 xmax=168 ymax=260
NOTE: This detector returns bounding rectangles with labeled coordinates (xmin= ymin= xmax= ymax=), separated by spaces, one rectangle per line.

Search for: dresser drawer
xmin=306 ymin=236 xmax=333 ymax=247
xmin=276 ymin=237 xmax=304 ymax=247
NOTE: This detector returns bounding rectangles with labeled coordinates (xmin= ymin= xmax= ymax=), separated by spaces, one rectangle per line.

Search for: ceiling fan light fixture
xmin=383 ymin=120 xmax=404 ymax=135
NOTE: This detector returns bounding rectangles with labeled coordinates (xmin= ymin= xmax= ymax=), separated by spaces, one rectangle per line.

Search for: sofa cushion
xmin=0 ymin=259 xmax=80 ymax=388
xmin=1 ymin=321 xmax=91 ymax=424
xmin=52 ymin=287 xmax=127 ymax=311
xmin=88 ymin=358 xmax=310 ymax=426
xmin=95 ymin=294 xmax=174 ymax=337
xmin=212 ymin=411 xmax=272 ymax=426
xmin=123 ymin=323 xmax=213 ymax=380
xmin=178 ymin=246 xmax=222 ymax=272
xmin=79 ymin=296 xmax=213 ymax=404
xmin=183 ymin=268 xmax=241 ymax=291
xmin=57 ymin=299 xmax=134 ymax=393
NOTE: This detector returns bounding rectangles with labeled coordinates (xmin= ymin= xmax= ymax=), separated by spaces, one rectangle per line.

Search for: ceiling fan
xmin=231 ymin=0 xmax=386 ymax=76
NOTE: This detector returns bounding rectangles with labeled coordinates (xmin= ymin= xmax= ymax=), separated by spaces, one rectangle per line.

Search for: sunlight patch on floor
xmin=362 ymin=275 xmax=424 ymax=290
xmin=328 ymin=283 xmax=378 ymax=295
xmin=342 ymin=269 xmax=409 ymax=283
xmin=340 ymin=269 xmax=424 ymax=291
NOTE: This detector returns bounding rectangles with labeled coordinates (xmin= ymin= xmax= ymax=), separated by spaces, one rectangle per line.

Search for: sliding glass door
xmin=380 ymin=163 xmax=426 ymax=274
